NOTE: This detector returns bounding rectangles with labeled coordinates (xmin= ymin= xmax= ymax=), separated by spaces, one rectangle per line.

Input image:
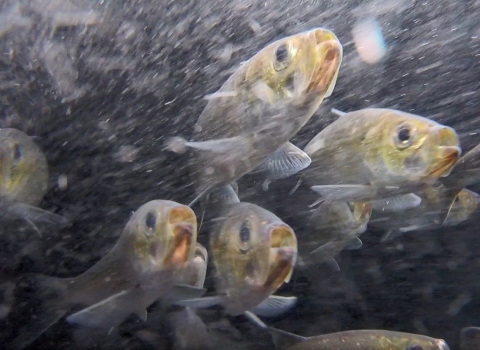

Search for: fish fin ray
xmin=370 ymin=193 xmax=421 ymax=212
xmin=66 ymin=289 xmax=146 ymax=329
xmin=310 ymin=185 xmax=375 ymax=201
xmin=250 ymin=296 xmax=298 ymax=317
xmin=12 ymin=203 xmax=69 ymax=229
xmin=262 ymin=142 xmax=311 ymax=180
xmin=171 ymin=296 xmax=223 ymax=309
xmin=345 ymin=237 xmax=363 ymax=250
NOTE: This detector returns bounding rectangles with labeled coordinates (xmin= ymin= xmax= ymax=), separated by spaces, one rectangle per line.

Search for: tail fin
xmin=9 ymin=274 xmax=71 ymax=349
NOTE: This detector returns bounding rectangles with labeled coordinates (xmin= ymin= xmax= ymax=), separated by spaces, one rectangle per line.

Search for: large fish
xmin=0 ymin=128 xmax=68 ymax=233
xmin=11 ymin=200 xmax=205 ymax=348
xmin=263 ymin=327 xmax=450 ymax=350
xmin=302 ymin=108 xmax=461 ymax=207
xmin=175 ymin=185 xmax=298 ymax=319
xmin=168 ymin=28 xmax=343 ymax=205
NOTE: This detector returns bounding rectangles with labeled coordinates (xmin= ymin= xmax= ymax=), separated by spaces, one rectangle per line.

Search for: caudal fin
xmin=9 ymin=274 xmax=70 ymax=349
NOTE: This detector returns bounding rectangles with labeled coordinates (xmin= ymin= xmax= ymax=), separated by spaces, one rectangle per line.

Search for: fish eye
xmin=394 ymin=123 xmax=417 ymax=149
xmin=239 ymin=222 xmax=250 ymax=242
xmin=13 ymin=144 xmax=21 ymax=160
xmin=144 ymin=211 xmax=157 ymax=236
xmin=405 ymin=344 xmax=423 ymax=350
xmin=275 ymin=44 xmax=288 ymax=63
xmin=273 ymin=43 xmax=292 ymax=71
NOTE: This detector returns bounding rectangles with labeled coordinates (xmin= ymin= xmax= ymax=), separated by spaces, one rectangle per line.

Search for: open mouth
xmin=165 ymin=222 xmax=195 ymax=265
xmin=429 ymin=146 xmax=461 ymax=178
xmin=261 ymin=225 xmax=297 ymax=290
xmin=306 ymin=29 xmax=343 ymax=94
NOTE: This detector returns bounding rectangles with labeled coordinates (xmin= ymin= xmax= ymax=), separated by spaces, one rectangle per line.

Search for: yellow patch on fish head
xmin=246 ymin=28 xmax=342 ymax=101
xmin=375 ymin=110 xmax=461 ymax=182
xmin=349 ymin=201 xmax=372 ymax=225
xmin=0 ymin=128 xmax=48 ymax=205
xmin=131 ymin=200 xmax=197 ymax=272
xmin=444 ymin=189 xmax=480 ymax=226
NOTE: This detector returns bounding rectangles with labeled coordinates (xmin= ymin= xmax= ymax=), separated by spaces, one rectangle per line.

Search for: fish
xmin=460 ymin=327 xmax=480 ymax=350
xmin=300 ymin=200 xmax=371 ymax=270
xmin=0 ymin=128 xmax=69 ymax=233
xmin=11 ymin=200 xmax=205 ymax=349
xmin=167 ymin=28 xmax=343 ymax=205
xmin=370 ymin=187 xmax=480 ymax=241
xmin=175 ymin=185 xmax=298 ymax=319
xmin=260 ymin=327 xmax=450 ymax=350
xmin=302 ymin=108 xmax=461 ymax=207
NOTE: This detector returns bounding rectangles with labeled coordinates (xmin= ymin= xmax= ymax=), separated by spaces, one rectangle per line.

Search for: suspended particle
xmin=352 ymin=16 xmax=387 ymax=64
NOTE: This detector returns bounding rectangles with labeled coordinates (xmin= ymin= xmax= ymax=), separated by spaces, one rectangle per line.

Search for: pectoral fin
xmin=250 ymin=296 xmax=298 ymax=317
xmin=370 ymin=193 xmax=421 ymax=212
xmin=171 ymin=296 xmax=223 ymax=309
xmin=310 ymin=185 xmax=377 ymax=201
xmin=66 ymin=289 xmax=147 ymax=330
xmin=262 ymin=142 xmax=311 ymax=180
xmin=11 ymin=203 xmax=70 ymax=236
xmin=345 ymin=237 xmax=363 ymax=250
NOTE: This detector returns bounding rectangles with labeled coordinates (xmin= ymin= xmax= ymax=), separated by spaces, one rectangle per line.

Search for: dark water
xmin=0 ymin=0 xmax=479 ymax=349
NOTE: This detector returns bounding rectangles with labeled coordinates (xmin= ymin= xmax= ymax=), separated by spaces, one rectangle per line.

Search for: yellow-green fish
xmin=0 ymin=128 xmax=68 ymax=232
xmin=168 ymin=28 xmax=343 ymax=205
xmin=370 ymin=186 xmax=480 ymax=241
xmin=300 ymin=200 xmax=371 ymax=270
xmin=302 ymin=108 xmax=461 ymax=207
xmin=176 ymin=185 xmax=298 ymax=318
xmin=12 ymin=200 xmax=204 ymax=349
xmin=265 ymin=328 xmax=450 ymax=350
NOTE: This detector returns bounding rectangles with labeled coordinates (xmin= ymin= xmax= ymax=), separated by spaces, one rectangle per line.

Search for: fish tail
xmin=9 ymin=274 xmax=71 ymax=349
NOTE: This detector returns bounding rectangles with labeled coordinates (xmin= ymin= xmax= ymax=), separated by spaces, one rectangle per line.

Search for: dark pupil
xmin=145 ymin=212 xmax=156 ymax=230
xmin=406 ymin=344 xmax=423 ymax=350
xmin=239 ymin=223 xmax=250 ymax=242
xmin=275 ymin=44 xmax=288 ymax=63
xmin=13 ymin=144 xmax=21 ymax=160
xmin=398 ymin=127 xmax=410 ymax=142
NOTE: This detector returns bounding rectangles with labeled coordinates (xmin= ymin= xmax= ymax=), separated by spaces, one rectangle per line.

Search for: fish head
xmin=129 ymin=200 xmax=198 ymax=272
xmin=246 ymin=28 xmax=342 ymax=104
xmin=375 ymin=110 xmax=461 ymax=182
xmin=401 ymin=338 xmax=450 ymax=350
xmin=0 ymin=128 xmax=48 ymax=205
xmin=443 ymin=189 xmax=480 ymax=226
xmin=310 ymin=201 xmax=371 ymax=234
xmin=211 ymin=203 xmax=297 ymax=295
xmin=347 ymin=201 xmax=372 ymax=233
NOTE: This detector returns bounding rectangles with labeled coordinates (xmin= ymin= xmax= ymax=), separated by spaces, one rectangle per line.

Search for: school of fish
xmin=6 ymin=25 xmax=480 ymax=350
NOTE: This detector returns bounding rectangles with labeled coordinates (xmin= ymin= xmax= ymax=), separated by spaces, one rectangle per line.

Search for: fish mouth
xmin=306 ymin=29 xmax=343 ymax=94
xmin=164 ymin=222 xmax=195 ymax=266
xmin=353 ymin=202 xmax=372 ymax=222
xmin=428 ymin=146 xmax=461 ymax=178
xmin=430 ymin=126 xmax=461 ymax=178
xmin=166 ymin=206 xmax=198 ymax=265
xmin=261 ymin=225 xmax=297 ymax=290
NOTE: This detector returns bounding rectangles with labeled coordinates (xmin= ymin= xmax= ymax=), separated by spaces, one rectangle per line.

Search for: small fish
xmin=0 ymin=128 xmax=68 ymax=233
xmin=175 ymin=185 xmax=298 ymax=319
xmin=460 ymin=327 xmax=480 ymax=350
xmin=303 ymin=108 xmax=461 ymax=205
xmin=370 ymin=187 xmax=480 ymax=241
xmin=11 ymin=200 xmax=205 ymax=349
xmin=301 ymin=200 xmax=371 ymax=270
xmin=265 ymin=328 xmax=450 ymax=350
xmin=167 ymin=28 xmax=343 ymax=205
